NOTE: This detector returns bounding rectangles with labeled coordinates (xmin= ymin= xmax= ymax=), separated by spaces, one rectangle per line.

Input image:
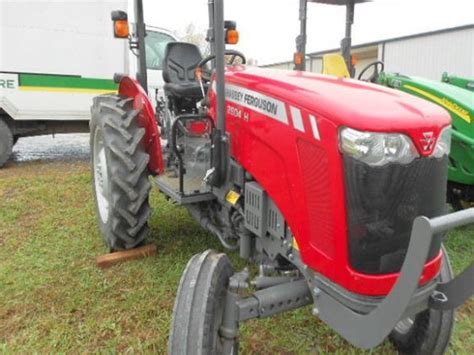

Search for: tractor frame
xmin=90 ymin=0 xmax=474 ymax=353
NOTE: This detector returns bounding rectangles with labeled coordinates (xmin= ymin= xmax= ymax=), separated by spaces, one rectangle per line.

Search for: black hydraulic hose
xmin=187 ymin=206 xmax=240 ymax=251
xmin=201 ymin=217 xmax=240 ymax=251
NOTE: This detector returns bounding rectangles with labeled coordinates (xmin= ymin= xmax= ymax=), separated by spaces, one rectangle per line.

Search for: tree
xmin=179 ymin=23 xmax=209 ymax=55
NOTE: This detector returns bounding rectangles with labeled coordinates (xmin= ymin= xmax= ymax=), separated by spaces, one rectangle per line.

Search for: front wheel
xmin=90 ymin=95 xmax=151 ymax=251
xmin=0 ymin=117 xmax=13 ymax=167
xmin=169 ymin=250 xmax=237 ymax=354
xmin=389 ymin=246 xmax=454 ymax=355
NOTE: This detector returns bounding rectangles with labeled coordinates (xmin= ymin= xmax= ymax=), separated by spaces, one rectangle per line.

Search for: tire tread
xmin=0 ymin=117 xmax=13 ymax=168
xmin=90 ymin=94 xmax=151 ymax=251
xmin=169 ymin=250 xmax=235 ymax=354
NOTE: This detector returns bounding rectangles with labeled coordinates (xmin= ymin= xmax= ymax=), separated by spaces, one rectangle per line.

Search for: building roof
xmin=262 ymin=23 xmax=474 ymax=67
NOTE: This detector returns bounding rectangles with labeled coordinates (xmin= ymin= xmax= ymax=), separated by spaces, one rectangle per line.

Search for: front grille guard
xmin=316 ymin=208 xmax=474 ymax=349
xmin=217 ymin=209 xmax=473 ymax=352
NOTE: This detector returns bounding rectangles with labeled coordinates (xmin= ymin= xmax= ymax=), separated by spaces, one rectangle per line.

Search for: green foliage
xmin=0 ymin=161 xmax=472 ymax=354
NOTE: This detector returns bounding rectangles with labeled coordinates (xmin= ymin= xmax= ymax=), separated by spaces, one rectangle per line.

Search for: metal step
xmin=154 ymin=175 xmax=215 ymax=205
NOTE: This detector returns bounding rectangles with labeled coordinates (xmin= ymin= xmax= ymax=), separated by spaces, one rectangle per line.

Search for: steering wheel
xmin=358 ymin=61 xmax=385 ymax=83
xmin=196 ymin=50 xmax=247 ymax=82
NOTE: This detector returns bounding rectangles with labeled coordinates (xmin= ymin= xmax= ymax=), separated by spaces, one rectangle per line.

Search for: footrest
xmin=155 ymin=178 xmax=215 ymax=205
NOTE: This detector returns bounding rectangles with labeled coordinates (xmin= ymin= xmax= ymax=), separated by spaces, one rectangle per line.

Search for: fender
xmin=118 ymin=75 xmax=164 ymax=175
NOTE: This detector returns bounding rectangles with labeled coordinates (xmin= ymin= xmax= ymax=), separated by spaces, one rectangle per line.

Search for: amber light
xmin=352 ymin=55 xmax=359 ymax=66
xmin=226 ymin=30 xmax=239 ymax=45
xmin=294 ymin=52 xmax=305 ymax=66
xmin=114 ymin=20 xmax=129 ymax=38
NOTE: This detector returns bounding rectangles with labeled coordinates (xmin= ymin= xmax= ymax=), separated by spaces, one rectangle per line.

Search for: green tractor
xmin=442 ymin=72 xmax=474 ymax=92
xmin=375 ymin=72 xmax=474 ymax=209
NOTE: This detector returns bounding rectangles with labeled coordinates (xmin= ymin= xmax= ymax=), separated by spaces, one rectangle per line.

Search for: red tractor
xmin=90 ymin=0 xmax=473 ymax=353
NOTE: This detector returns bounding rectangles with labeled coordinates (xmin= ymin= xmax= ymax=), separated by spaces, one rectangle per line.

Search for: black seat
xmin=162 ymin=42 xmax=207 ymax=99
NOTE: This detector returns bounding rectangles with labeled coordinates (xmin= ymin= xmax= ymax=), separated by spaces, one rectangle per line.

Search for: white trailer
xmin=0 ymin=0 xmax=177 ymax=166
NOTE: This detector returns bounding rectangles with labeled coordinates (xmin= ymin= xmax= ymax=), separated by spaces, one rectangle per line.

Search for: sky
xmin=145 ymin=0 xmax=474 ymax=65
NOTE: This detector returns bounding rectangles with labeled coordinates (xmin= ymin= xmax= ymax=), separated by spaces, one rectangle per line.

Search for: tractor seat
xmin=164 ymin=82 xmax=206 ymax=98
xmin=322 ymin=54 xmax=350 ymax=78
xmin=162 ymin=42 xmax=208 ymax=99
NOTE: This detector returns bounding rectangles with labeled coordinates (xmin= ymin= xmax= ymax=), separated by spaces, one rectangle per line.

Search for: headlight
xmin=340 ymin=127 xmax=419 ymax=166
xmin=432 ymin=126 xmax=451 ymax=158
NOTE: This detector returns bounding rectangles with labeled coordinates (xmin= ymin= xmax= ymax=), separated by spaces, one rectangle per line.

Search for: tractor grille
xmin=297 ymin=139 xmax=334 ymax=258
xmin=344 ymin=156 xmax=448 ymax=275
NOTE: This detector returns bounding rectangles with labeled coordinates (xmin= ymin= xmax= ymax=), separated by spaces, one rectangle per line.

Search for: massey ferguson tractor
xmin=90 ymin=0 xmax=474 ymax=353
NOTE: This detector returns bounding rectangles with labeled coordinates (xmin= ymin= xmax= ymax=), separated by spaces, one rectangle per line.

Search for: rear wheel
xmin=449 ymin=196 xmax=473 ymax=211
xmin=447 ymin=184 xmax=474 ymax=211
xmin=90 ymin=94 xmax=151 ymax=251
xmin=0 ymin=118 xmax=13 ymax=167
xmin=169 ymin=250 xmax=237 ymax=354
xmin=390 ymin=246 xmax=454 ymax=355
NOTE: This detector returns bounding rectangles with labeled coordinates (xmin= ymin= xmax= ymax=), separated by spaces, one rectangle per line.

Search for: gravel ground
xmin=11 ymin=134 xmax=90 ymax=163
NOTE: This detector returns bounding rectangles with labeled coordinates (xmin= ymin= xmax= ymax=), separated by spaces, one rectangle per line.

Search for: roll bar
xmin=134 ymin=0 xmax=148 ymax=92
xmin=205 ymin=0 xmax=228 ymax=186
xmin=207 ymin=0 xmax=216 ymax=60
xmin=212 ymin=0 xmax=227 ymax=133
xmin=295 ymin=0 xmax=371 ymax=76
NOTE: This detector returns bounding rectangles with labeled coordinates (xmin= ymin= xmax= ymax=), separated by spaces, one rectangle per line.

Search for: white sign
xmin=0 ymin=73 xmax=19 ymax=90
xmin=225 ymin=84 xmax=288 ymax=124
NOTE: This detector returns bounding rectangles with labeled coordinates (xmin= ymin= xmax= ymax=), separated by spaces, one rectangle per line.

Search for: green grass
xmin=0 ymin=160 xmax=472 ymax=354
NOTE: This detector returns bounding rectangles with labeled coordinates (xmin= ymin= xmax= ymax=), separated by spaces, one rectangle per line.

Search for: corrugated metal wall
xmin=383 ymin=27 xmax=474 ymax=80
xmin=269 ymin=63 xmax=293 ymax=70
xmin=266 ymin=48 xmax=379 ymax=76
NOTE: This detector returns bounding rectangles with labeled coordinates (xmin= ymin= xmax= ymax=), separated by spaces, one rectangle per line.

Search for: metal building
xmin=263 ymin=24 xmax=474 ymax=80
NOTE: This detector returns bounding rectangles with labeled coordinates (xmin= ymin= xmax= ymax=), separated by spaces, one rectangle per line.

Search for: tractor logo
xmin=420 ymin=132 xmax=435 ymax=151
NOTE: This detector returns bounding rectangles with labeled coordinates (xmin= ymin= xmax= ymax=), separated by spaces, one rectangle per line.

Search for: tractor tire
xmin=389 ymin=246 xmax=454 ymax=355
xmin=448 ymin=196 xmax=472 ymax=211
xmin=0 ymin=117 xmax=13 ymax=167
xmin=90 ymin=94 xmax=151 ymax=251
xmin=169 ymin=250 xmax=237 ymax=355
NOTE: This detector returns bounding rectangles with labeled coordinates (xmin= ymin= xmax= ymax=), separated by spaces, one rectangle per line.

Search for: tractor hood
xmin=225 ymin=66 xmax=451 ymax=133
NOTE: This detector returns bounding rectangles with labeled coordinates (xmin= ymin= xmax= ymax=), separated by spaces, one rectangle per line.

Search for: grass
xmin=0 ymin=160 xmax=472 ymax=354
